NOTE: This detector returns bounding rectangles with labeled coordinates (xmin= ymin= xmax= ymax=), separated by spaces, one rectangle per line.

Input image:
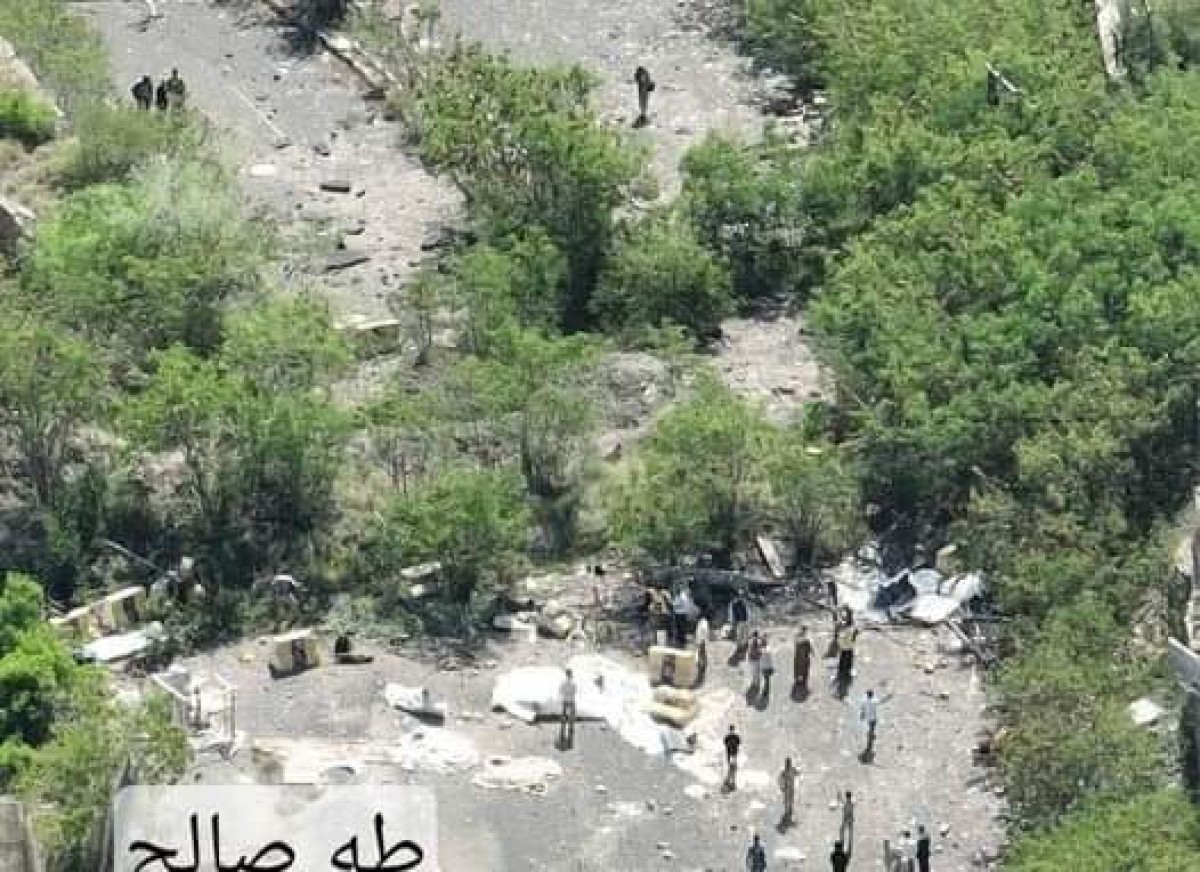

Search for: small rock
xmin=319 ymin=179 xmax=353 ymax=193
xmin=248 ymin=164 xmax=278 ymax=178
xmin=939 ymin=823 xmax=951 ymax=837
xmin=656 ymin=842 xmax=669 ymax=850
xmin=314 ymin=143 xmax=332 ymax=157
xmin=325 ymin=250 xmax=371 ymax=271
xmin=273 ymin=138 xmax=291 ymax=149
xmin=660 ymin=849 xmax=674 ymax=860
xmin=595 ymin=784 xmax=607 ymax=793
xmin=1129 ymin=697 xmax=1165 ymax=728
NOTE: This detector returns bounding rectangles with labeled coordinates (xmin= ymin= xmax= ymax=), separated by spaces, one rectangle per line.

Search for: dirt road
xmin=86 ymin=0 xmax=460 ymax=328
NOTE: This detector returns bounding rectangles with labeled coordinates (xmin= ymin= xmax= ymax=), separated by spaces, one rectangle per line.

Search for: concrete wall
xmin=0 ymin=798 xmax=38 ymax=872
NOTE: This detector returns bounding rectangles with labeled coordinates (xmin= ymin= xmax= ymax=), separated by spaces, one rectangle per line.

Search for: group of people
xmin=612 ymin=582 xmax=933 ymax=868
xmin=130 ymin=69 xmax=187 ymax=112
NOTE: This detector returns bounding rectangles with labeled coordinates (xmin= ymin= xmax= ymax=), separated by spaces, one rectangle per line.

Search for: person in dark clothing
xmin=835 ymin=621 xmax=858 ymax=699
xmin=916 ymin=825 xmax=931 ymax=872
xmin=792 ymin=626 xmax=813 ymax=698
xmin=746 ymin=834 xmax=767 ymax=872
xmin=132 ymin=76 xmax=154 ymax=109
xmin=724 ymin=724 xmax=741 ymax=790
xmin=730 ymin=594 xmax=749 ymax=648
xmin=155 ymin=80 xmax=170 ymax=111
xmin=165 ymin=68 xmax=186 ymax=109
xmin=633 ymin=65 xmax=655 ymax=127
xmin=830 ymin=841 xmax=850 ymax=872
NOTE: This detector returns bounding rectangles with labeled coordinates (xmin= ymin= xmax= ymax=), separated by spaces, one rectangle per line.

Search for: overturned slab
xmin=325 ymin=249 xmax=371 ymax=271
xmin=384 ymin=684 xmax=448 ymax=721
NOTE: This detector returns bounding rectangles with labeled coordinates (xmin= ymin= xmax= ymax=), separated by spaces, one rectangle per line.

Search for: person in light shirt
xmin=559 ymin=668 xmax=577 ymax=748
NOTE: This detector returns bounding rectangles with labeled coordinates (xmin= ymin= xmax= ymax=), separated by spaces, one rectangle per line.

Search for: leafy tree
xmin=121 ymin=342 xmax=351 ymax=572
xmin=1007 ymin=790 xmax=1200 ymax=871
xmin=0 ymin=572 xmax=42 ymax=653
xmin=680 ymin=134 xmax=810 ymax=301
xmin=18 ymin=681 xmax=189 ymax=872
xmin=0 ymin=88 xmax=56 ymax=147
xmin=0 ymin=322 xmax=105 ymax=509
xmin=609 ymin=375 xmax=774 ymax=566
xmin=448 ymin=231 xmax=567 ymax=354
xmin=592 ymin=215 xmax=734 ymax=341
xmin=437 ymin=328 xmax=597 ymax=551
xmin=0 ymin=0 xmax=108 ymax=112
xmin=120 ymin=346 xmax=245 ymax=536
xmin=363 ymin=382 xmax=446 ymax=493
xmin=55 ymin=103 xmax=212 ymax=189
xmin=20 ymin=159 xmax=270 ymax=359
xmin=362 ymin=465 xmax=531 ymax=604
xmin=995 ymin=597 xmax=1164 ymax=824
xmin=764 ymin=434 xmax=861 ymax=567
xmin=400 ymin=43 xmax=642 ymax=328
xmin=221 ymin=296 xmax=352 ymax=393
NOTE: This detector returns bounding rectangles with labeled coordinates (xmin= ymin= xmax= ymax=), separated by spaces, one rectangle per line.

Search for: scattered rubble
xmin=384 ymin=683 xmax=448 ymax=720
xmin=1128 ymin=698 xmax=1165 ymax=728
xmin=472 ymin=755 xmax=562 ymax=793
xmin=394 ymin=726 xmax=479 ymax=774
xmin=325 ymin=249 xmax=371 ymax=271
xmin=80 ymin=622 xmax=165 ymax=663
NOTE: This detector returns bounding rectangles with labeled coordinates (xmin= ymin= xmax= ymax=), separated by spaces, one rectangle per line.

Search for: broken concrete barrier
xmin=325 ymin=249 xmax=370 ymax=271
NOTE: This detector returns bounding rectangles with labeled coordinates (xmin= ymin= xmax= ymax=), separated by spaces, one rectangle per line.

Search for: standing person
xmin=860 ymin=689 xmax=879 ymax=758
xmin=898 ymin=830 xmax=916 ymax=872
xmin=760 ymin=637 xmax=775 ymax=702
xmin=633 ymin=65 xmax=655 ymax=127
xmin=778 ymin=757 xmax=798 ymax=826
xmin=839 ymin=791 xmax=855 ymax=847
xmin=695 ymin=610 xmax=710 ymax=682
xmin=724 ymin=725 xmax=741 ymax=790
xmin=793 ymin=626 xmax=813 ymax=698
xmin=730 ymin=592 xmax=749 ymax=649
xmin=416 ymin=0 xmax=441 ymax=46
xmin=164 ymin=68 xmax=186 ymax=110
xmin=155 ymin=79 xmax=170 ymax=111
xmin=746 ymin=834 xmax=767 ymax=872
xmin=830 ymin=841 xmax=850 ymax=872
xmin=916 ymin=826 xmax=931 ymax=872
xmin=131 ymin=75 xmax=154 ymax=109
xmin=748 ymin=631 xmax=764 ymax=690
xmin=671 ymin=585 xmax=693 ymax=648
xmin=835 ymin=620 xmax=858 ymax=698
xmin=559 ymin=668 xmax=577 ymax=748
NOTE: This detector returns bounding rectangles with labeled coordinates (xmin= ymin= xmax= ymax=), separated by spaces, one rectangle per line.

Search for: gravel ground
xmin=174 ymin=587 xmax=1005 ymax=871
xmin=83 ymin=0 xmax=826 ymax=417
xmin=434 ymin=0 xmax=765 ymax=197
xmin=85 ymin=0 xmax=461 ymax=328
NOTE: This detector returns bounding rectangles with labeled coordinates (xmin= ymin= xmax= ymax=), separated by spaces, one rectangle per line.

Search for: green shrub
xmin=592 ymin=216 xmax=734 ymax=341
xmin=0 ymin=89 xmax=55 ymax=146
xmin=0 ymin=0 xmax=108 ymax=112
xmin=21 ymin=158 xmax=270 ymax=358
xmin=55 ymin=101 xmax=211 ymax=188
xmin=1006 ymin=790 xmax=1200 ymax=871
